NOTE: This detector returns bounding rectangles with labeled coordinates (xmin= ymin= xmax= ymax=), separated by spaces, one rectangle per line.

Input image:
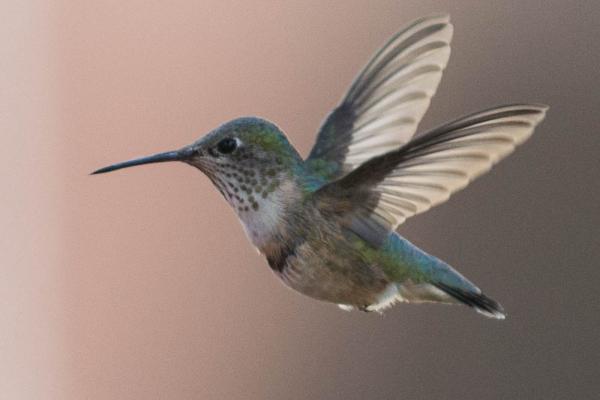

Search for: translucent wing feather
xmin=314 ymin=104 xmax=548 ymax=245
xmin=307 ymin=15 xmax=453 ymax=181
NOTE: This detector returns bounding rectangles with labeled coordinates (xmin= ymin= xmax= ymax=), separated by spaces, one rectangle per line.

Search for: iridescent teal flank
xmin=379 ymin=234 xmax=475 ymax=292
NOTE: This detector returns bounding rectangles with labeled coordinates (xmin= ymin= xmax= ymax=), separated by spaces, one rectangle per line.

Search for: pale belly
xmin=273 ymin=240 xmax=391 ymax=309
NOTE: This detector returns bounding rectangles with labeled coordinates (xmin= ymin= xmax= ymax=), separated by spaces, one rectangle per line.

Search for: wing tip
xmin=416 ymin=13 xmax=451 ymax=25
xmin=495 ymin=103 xmax=549 ymax=114
xmin=494 ymin=103 xmax=549 ymax=125
xmin=416 ymin=13 xmax=453 ymax=37
xmin=443 ymin=103 xmax=549 ymax=131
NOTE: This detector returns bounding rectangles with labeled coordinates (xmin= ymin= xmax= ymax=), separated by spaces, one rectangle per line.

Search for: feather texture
xmin=315 ymin=104 xmax=548 ymax=245
xmin=307 ymin=15 xmax=453 ymax=180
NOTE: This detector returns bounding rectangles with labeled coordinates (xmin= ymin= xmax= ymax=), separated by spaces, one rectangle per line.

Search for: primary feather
xmin=314 ymin=104 xmax=548 ymax=245
xmin=307 ymin=15 xmax=453 ymax=181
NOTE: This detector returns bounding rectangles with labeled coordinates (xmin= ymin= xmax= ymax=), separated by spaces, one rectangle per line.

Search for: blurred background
xmin=3 ymin=1 xmax=599 ymax=399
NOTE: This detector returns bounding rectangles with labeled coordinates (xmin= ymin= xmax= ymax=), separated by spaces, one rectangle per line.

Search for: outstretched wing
xmin=306 ymin=15 xmax=453 ymax=181
xmin=314 ymin=104 xmax=549 ymax=245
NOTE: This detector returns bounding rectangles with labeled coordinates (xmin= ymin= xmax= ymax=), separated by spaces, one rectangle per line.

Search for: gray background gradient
xmin=2 ymin=1 xmax=599 ymax=399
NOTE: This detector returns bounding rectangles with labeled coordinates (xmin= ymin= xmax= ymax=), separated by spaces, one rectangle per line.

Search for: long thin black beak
xmin=91 ymin=148 xmax=194 ymax=175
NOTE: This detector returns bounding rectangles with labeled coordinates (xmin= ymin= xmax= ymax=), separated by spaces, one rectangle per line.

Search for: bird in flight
xmin=93 ymin=15 xmax=547 ymax=318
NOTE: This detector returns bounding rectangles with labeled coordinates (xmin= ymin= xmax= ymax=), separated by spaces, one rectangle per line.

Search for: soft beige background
xmin=3 ymin=1 xmax=599 ymax=399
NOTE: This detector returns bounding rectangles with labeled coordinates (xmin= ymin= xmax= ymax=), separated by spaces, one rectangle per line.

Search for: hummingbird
xmin=93 ymin=15 xmax=547 ymax=318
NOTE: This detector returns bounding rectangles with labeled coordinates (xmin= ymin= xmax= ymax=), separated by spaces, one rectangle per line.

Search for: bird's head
xmin=92 ymin=117 xmax=303 ymax=217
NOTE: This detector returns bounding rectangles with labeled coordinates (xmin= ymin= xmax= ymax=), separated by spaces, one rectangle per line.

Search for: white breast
xmin=233 ymin=179 xmax=297 ymax=250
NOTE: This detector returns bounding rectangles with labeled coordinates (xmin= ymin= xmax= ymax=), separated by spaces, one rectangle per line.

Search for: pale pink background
xmin=3 ymin=1 xmax=599 ymax=399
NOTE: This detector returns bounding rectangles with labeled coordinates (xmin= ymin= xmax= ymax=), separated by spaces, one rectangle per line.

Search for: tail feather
xmin=380 ymin=233 xmax=507 ymax=319
xmin=435 ymin=282 xmax=505 ymax=319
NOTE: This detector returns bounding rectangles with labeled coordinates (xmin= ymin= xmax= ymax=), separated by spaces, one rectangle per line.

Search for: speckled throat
xmin=207 ymin=159 xmax=284 ymax=213
xmin=198 ymin=153 xmax=301 ymax=249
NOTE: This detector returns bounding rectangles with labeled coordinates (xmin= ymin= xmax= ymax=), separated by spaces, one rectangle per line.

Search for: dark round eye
xmin=216 ymin=138 xmax=238 ymax=154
